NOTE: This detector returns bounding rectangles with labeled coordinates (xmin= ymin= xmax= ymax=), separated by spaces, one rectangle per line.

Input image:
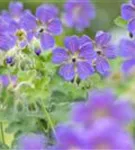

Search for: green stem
xmin=41 ymin=100 xmax=56 ymax=136
xmin=0 ymin=122 xmax=5 ymax=144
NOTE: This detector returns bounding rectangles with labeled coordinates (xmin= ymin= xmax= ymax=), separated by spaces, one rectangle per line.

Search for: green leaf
xmin=0 ymin=142 xmax=9 ymax=149
xmin=114 ymin=16 xmax=128 ymax=28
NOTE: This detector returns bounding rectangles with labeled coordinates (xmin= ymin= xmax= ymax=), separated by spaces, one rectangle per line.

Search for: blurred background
xmin=0 ymin=0 xmax=127 ymax=35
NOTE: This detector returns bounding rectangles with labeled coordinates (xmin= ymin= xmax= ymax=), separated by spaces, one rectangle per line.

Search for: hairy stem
xmin=41 ymin=100 xmax=56 ymax=137
xmin=0 ymin=122 xmax=5 ymax=144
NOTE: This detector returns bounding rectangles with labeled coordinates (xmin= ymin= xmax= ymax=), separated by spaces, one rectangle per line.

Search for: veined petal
xmin=48 ymin=19 xmax=62 ymax=35
xmin=119 ymin=39 xmax=135 ymax=58
xmin=96 ymin=57 xmax=110 ymax=76
xmin=40 ymin=33 xmax=55 ymax=50
xmin=0 ymin=34 xmax=15 ymax=51
xmin=79 ymin=35 xmax=91 ymax=47
xmin=95 ymin=31 xmax=111 ymax=46
xmin=77 ymin=62 xmax=95 ymax=80
xmin=36 ymin=4 xmax=58 ymax=23
xmin=59 ymin=64 xmax=75 ymax=81
xmin=121 ymin=4 xmax=135 ymax=20
xmin=103 ymin=45 xmax=116 ymax=59
xmin=64 ymin=36 xmax=79 ymax=53
xmin=20 ymin=11 xmax=37 ymax=31
xmin=52 ymin=47 xmax=68 ymax=64
xmin=79 ymin=43 xmax=96 ymax=60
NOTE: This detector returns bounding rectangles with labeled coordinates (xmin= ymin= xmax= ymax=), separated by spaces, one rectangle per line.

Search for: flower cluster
xmin=0 ymin=1 xmax=62 ymax=52
xmin=120 ymin=0 xmax=135 ymax=75
xmin=52 ymin=31 xmax=116 ymax=81
xmin=54 ymin=90 xmax=134 ymax=149
xmin=121 ymin=0 xmax=135 ymax=35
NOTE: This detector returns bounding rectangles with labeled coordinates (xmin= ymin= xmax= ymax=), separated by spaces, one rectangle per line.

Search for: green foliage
xmin=114 ymin=16 xmax=128 ymax=28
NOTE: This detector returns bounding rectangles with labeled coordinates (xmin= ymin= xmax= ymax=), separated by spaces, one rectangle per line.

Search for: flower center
xmin=72 ymin=58 xmax=76 ymax=63
xmin=16 ymin=29 xmax=26 ymax=41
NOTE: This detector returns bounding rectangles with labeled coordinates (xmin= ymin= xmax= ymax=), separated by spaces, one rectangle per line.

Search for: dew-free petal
xmin=40 ymin=33 xmax=55 ymax=50
xmin=52 ymin=47 xmax=68 ymax=64
xmin=77 ymin=62 xmax=95 ymax=79
xmin=59 ymin=64 xmax=75 ymax=81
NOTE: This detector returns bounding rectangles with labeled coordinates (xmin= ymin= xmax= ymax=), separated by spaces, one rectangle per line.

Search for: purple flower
xmin=55 ymin=125 xmax=87 ymax=150
xmin=63 ymin=0 xmax=95 ymax=31
xmin=0 ymin=75 xmax=17 ymax=87
xmin=54 ymin=120 xmax=134 ymax=150
xmin=85 ymin=119 xmax=134 ymax=150
xmin=92 ymin=31 xmax=116 ymax=76
xmin=121 ymin=0 xmax=135 ymax=34
xmin=119 ymin=39 xmax=135 ymax=74
xmin=35 ymin=4 xmax=62 ymax=50
xmin=72 ymin=90 xmax=134 ymax=128
xmin=16 ymin=133 xmax=46 ymax=150
xmin=3 ymin=11 xmax=37 ymax=49
xmin=52 ymin=35 xmax=96 ymax=81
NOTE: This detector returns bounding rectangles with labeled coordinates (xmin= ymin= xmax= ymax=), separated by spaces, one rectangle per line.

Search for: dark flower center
xmin=129 ymin=32 xmax=133 ymax=38
xmin=72 ymin=58 xmax=76 ymax=63
xmin=39 ymin=28 xmax=44 ymax=33
xmin=97 ymin=51 xmax=102 ymax=55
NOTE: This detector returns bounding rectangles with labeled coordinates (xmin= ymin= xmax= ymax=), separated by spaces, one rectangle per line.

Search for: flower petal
xmin=64 ymin=36 xmax=79 ymax=53
xmin=40 ymin=33 xmax=55 ymax=50
xmin=79 ymin=35 xmax=91 ymax=47
xmin=95 ymin=31 xmax=111 ymax=46
xmin=77 ymin=62 xmax=95 ymax=80
xmin=122 ymin=59 xmax=135 ymax=74
xmin=128 ymin=18 xmax=135 ymax=34
xmin=52 ymin=48 xmax=68 ymax=64
xmin=121 ymin=4 xmax=135 ymax=20
xmin=59 ymin=64 xmax=75 ymax=81
xmin=96 ymin=57 xmax=110 ymax=76
xmin=20 ymin=11 xmax=37 ymax=31
xmin=9 ymin=1 xmax=23 ymax=17
xmin=132 ymin=0 xmax=135 ymax=6
xmin=0 ymin=34 xmax=15 ymax=51
xmin=79 ymin=43 xmax=96 ymax=60
xmin=48 ymin=19 xmax=62 ymax=35
xmin=36 ymin=4 xmax=58 ymax=23
xmin=119 ymin=39 xmax=135 ymax=58
xmin=103 ymin=45 xmax=116 ymax=59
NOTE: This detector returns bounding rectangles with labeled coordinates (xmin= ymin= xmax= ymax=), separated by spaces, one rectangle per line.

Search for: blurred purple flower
xmin=73 ymin=90 xmax=134 ymax=128
xmin=52 ymin=35 xmax=96 ymax=81
xmin=85 ymin=119 xmax=134 ymax=150
xmin=16 ymin=133 xmax=46 ymax=150
xmin=0 ymin=75 xmax=17 ymax=87
xmin=55 ymin=125 xmax=87 ymax=150
xmin=119 ymin=39 xmax=135 ymax=74
xmin=35 ymin=4 xmax=63 ymax=50
xmin=121 ymin=0 xmax=135 ymax=34
xmin=54 ymin=120 xmax=134 ymax=150
xmin=92 ymin=31 xmax=116 ymax=76
xmin=63 ymin=0 xmax=95 ymax=31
